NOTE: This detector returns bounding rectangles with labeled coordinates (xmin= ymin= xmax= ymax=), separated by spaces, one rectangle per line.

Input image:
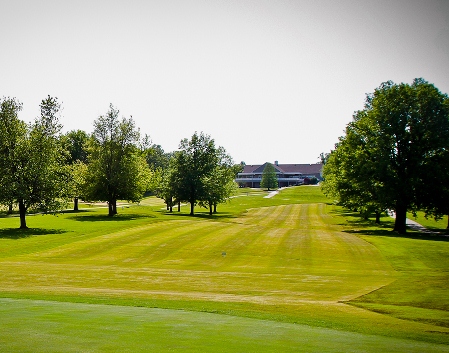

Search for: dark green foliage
xmin=260 ymin=163 xmax=278 ymax=190
xmin=62 ymin=129 xmax=89 ymax=164
xmin=322 ymin=79 xmax=449 ymax=234
xmin=164 ymin=132 xmax=237 ymax=216
xmin=85 ymin=104 xmax=151 ymax=216
xmin=0 ymin=96 xmax=69 ymax=228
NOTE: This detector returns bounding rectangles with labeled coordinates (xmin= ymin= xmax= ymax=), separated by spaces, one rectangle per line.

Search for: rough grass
xmin=0 ymin=186 xmax=449 ymax=351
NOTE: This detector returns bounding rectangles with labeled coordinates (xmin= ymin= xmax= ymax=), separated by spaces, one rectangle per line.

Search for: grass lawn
xmin=0 ymin=186 xmax=449 ymax=351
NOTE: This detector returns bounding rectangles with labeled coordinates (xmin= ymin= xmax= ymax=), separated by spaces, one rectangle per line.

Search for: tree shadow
xmin=345 ymin=228 xmax=449 ymax=242
xmin=160 ymin=210 xmax=235 ymax=221
xmin=329 ymin=207 xmax=449 ymax=241
xmin=69 ymin=213 xmax=153 ymax=222
xmin=0 ymin=228 xmax=67 ymax=239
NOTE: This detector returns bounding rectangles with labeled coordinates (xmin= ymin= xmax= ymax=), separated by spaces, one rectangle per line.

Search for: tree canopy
xmin=85 ymin=104 xmax=152 ymax=216
xmin=163 ymin=132 xmax=238 ymax=216
xmin=322 ymin=79 xmax=449 ymax=233
xmin=0 ymin=96 xmax=69 ymax=228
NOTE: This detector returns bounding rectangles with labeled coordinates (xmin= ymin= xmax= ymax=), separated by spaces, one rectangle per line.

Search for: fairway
xmin=1 ymin=186 xmax=449 ymax=351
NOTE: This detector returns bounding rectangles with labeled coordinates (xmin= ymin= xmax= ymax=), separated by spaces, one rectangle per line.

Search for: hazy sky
xmin=1 ymin=0 xmax=448 ymax=164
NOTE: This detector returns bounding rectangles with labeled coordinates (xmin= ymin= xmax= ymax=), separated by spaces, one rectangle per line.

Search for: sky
xmin=1 ymin=0 xmax=448 ymax=165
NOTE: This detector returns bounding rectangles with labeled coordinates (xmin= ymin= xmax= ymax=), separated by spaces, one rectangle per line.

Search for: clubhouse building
xmin=235 ymin=162 xmax=323 ymax=188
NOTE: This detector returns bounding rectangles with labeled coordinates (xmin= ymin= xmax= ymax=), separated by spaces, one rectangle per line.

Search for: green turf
xmin=1 ymin=298 xmax=448 ymax=353
xmin=0 ymin=186 xmax=449 ymax=350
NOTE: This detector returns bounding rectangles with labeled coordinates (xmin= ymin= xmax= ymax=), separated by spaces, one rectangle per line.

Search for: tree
xmin=60 ymin=130 xmax=90 ymax=210
xmin=0 ymin=96 xmax=69 ymax=228
xmin=321 ymin=125 xmax=388 ymax=223
xmin=66 ymin=160 xmax=88 ymax=211
xmin=260 ymin=163 xmax=278 ymax=190
xmin=323 ymin=79 xmax=449 ymax=234
xmin=85 ymin=104 xmax=152 ymax=216
xmin=140 ymin=134 xmax=170 ymax=171
xmin=199 ymin=147 xmax=239 ymax=215
xmin=62 ymin=129 xmax=89 ymax=164
xmin=170 ymin=132 xmax=218 ymax=216
xmin=156 ymin=155 xmax=181 ymax=213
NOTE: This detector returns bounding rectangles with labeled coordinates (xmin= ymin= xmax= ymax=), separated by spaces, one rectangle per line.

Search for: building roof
xmin=241 ymin=162 xmax=323 ymax=175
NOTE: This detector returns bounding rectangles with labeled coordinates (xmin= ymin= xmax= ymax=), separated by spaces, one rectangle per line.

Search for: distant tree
xmin=60 ymin=130 xmax=90 ymax=210
xmin=62 ymin=129 xmax=89 ymax=164
xmin=319 ymin=152 xmax=330 ymax=165
xmin=66 ymin=160 xmax=88 ymax=211
xmin=260 ymin=163 xmax=278 ymax=191
xmin=309 ymin=177 xmax=319 ymax=185
xmin=200 ymin=147 xmax=238 ymax=215
xmin=85 ymin=104 xmax=152 ymax=216
xmin=0 ymin=96 xmax=69 ymax=228
xmin=157 ymin=155 xmax=181 ymax=212
xmin=140 ymin=134 xmax=170 ymax=171
xmin=170 ymin=132 xmax=218 ymax=216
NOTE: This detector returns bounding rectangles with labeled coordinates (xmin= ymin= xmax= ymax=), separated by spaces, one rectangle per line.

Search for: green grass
xmin=0 ymin=186 xmax=449 ymax=351
xmin=407 ymin=211 xmax=449 ymax=233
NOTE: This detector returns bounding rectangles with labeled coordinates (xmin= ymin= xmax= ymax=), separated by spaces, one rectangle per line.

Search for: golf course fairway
xmin=0 ymin=186 xmax=448 ymax=352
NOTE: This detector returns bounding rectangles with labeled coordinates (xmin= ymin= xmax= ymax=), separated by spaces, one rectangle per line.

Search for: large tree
xmin=321 ymin=124 xmax=388 ymax=223
xmin=85 ymin=104 xmax=152 ymax=216
xmin=323 ymin=79 xmax=449 ymax=234
xmin=0 ymin=96 xmax=69 ymax=228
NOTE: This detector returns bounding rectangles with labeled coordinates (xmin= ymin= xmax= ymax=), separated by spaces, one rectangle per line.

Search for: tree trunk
xmin=190 ymin=200 xmax=195 ymax=216
xmin=7 ymin=203 xmax=13 ymax=214
xmin=74 ymin=197 xmax=79 ymax=212
xmin=209 ymin=201 xmax=213 ymax=215
xmin=375 ymin=211 xmax=381 ymax=224
xmin=178 ymin=202 xmax=181 ymax=212
xmin=108 ymin=200 xmax=117 ymax=216
xmin=213 ymin=202 xmax=217 ymax=214
xmin=18 ymin=200 xmax=28 ymax=229
xmin=393 ymin=202 xmax=407 ymax=234
xmin=447 ymin=215 xmax=449 ymax=229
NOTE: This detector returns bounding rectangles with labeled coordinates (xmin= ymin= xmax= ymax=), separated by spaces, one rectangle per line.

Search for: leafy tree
xmin=156 ymin=156 xmax=181 ymax=212
xmin=323 ymin=79 xmax=449 ymax=234
xmin=170 ymin=132 xmax=218 ymax=216
xmin=85 ymin=104 xmax=152 ymax=216
xmin=140 ymin=134 xmax=170 ymax=171
xmin=66 ymin=160 xmax=88 ymax=211
xmin=62 ymin=129 xmax=89 ymax=164
xmin=260 ymin=162 xmax=278 ymax=190
xmin=0 ymin=96 xmax=69 ymax=228
xmin=0 ymin=97 xmax=24 ymax=214
xmin=60 ymin=130 xmax=90 ymax=210
xmin=322 ymin=126 xmax=388 ymax=223
xmin=199 ymin=147 xmax=238 ymax=215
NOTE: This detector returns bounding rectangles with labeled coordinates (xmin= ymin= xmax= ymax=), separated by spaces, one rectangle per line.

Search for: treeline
xmin=321 ymin=78 xmax=449 ymax=234
xmin=0 ymin=97 xmax=241 ymax=228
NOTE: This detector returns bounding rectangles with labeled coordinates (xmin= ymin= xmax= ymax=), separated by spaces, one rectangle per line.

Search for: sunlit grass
xmin=0 ymin=186 xmax=449 ymax=351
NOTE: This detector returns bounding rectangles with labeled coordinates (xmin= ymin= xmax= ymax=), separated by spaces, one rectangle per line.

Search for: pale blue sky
xmin=1 ymin=0 xmax=448 ymax=164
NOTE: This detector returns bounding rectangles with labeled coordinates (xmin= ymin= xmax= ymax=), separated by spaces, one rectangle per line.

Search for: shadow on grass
xmin=69 ymin=213 xmax=154 ymax=222
xmin=160 ymin=210 xmax=235 ymax=221
xmin=0 ymin=228 xmax=67 ymax=239
xmin=330 ymin=208 xmax=449 ymax=242
xmin=345 ymin=228 xmax=449 ymax=242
